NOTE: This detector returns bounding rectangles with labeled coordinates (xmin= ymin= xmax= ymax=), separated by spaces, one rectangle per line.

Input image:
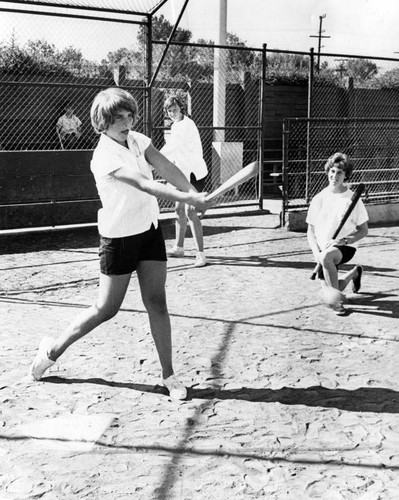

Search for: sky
xmin=1 ymin=0 xmax=398 ymax=62
xmin=159 ymin=0 xmax=399 ymax=58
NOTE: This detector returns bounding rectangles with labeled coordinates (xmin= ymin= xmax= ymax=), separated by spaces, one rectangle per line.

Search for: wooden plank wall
xmin=0 ymin=150 xmax=101 ymax=229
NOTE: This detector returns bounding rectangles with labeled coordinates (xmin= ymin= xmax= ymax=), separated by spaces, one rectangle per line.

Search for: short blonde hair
xmin=324 ymin=152 xmax=354 ymax=181
xmin=90 ymin=87 xmax=139 ymax=133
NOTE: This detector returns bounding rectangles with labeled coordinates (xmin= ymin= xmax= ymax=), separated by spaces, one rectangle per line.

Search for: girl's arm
xmin=112 ymin=158 xmax=210 ymax=213
xmin=332 ymin=221 xmax=369 ymax=247
xmin=144 ymin=143 xmax=196 ymax=192
xmin=307 ymin=224 xmax=321 ymax=261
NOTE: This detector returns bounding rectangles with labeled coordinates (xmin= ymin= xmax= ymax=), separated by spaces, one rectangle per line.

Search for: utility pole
xmin=213 ymin=0 xmax=227 ymax=142
xmin=334 ymin=58 xmax=348 ymax=78
xmin=310 ymin=14 xmax=330 ymax=72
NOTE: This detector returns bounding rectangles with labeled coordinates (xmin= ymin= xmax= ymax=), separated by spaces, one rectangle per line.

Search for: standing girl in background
xmin=161 ymin=95 xmax=209 ymax=267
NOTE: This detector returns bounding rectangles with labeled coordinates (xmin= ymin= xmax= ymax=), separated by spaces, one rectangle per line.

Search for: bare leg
xmin=175 ymin=201 xmax=187 ymax=249
xmin=338 ymin=266 xmax=359 ymax=292
xmin=48 ymin=273 xmax=131 ymax=360
xmin=186 ymin=205 xmax=204 ymax=253
xmin=320 ymin=247 xmax=343 ymax=289
xmin=136 ymin=260 xmax=174 ymax=379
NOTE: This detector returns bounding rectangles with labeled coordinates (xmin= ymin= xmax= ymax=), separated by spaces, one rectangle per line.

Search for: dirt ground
xmin=1 ymin=211 xmax=398 ymax=499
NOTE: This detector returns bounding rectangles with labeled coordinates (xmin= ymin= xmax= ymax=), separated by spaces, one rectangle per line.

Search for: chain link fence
xmin=313 ymin=53 xmax=399 ymax=119
xmin=282 ymin=118 xmax=399 ymax=215
xmin=151 ymin=41 xmax=262 ymax=210
xmin=1 ymin=1 xmax=399 ymax=229
xmin=281 ymin=51 xmax=399 ymax=217
xmin=0 ymin=7 xmax=149 ymax=151
xmin=0 ymin=6 xmax=262 ymax=224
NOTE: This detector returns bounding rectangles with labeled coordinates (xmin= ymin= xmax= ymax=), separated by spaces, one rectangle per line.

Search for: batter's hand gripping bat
xmin=310 ymin=183 xmax=365 ymax=280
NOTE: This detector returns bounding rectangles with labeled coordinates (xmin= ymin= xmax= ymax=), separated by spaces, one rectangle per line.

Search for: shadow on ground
xmin=0 ymin=220 xmax=257 ymax=254
xmin=43 ymin=376 xmax=399 ymax=414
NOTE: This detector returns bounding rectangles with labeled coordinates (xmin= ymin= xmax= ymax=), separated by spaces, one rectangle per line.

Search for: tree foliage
xmin=252 ymin=52 xmax=311 ymax=86
xmin=137 ymin=14 xmax=192 ymax=47
xmin=0 ymin=32 xmax=101 ymax=77
xmin=346 ymin=58 xmax=378 ymax=82
xmin=366 ymin=67 xmax=399 ymax=89
xmin=1 ymin=17 xmax=396 ymax=89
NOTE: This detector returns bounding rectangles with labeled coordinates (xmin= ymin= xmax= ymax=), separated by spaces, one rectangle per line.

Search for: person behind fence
xmin=160 ymin=95 xmax=209 ymax=268
xmin=306 ymin=152 xmax=369 ymax=316
xmin=56 ymin=103 xmax=82 ymax=149
xmin=30 ymin=87 xmax=213 ymax=400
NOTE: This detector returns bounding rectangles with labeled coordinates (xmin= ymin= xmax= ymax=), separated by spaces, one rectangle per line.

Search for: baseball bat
xmin=310 ymin=183 xmax=365 ymax=280
xmin=205 ymin=161 xmax=259 ymax=202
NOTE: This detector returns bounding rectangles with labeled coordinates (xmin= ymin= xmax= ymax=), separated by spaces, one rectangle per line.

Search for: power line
xmin=310 ymin=14 xmax=331 ymax=71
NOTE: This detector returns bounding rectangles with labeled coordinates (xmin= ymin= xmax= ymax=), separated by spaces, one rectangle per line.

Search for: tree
xmin=103 ymin=15 xmax=195 ymax=81
xmin=0 ymin=31 xmax=38 ymax=74
xmin=137 ymin=14 xmax=192 ymax=47
xmin=26 ymin=39 xmax=58 ymax=65
xmin=104 ymin=17 xmax=259 ymax=83
xmin=370 ymin=67 xmax=399 ymax=89
xmin=105 ymin=47 xmax=144 ymax=80
xmin=58 ymin=46 xmax=84 ymax=73
xmin=346 ymin=58 xmax=378 ymax=82
xmin=264 ymin=53 xmax=310 ymax=85
xmin=226 ymin=32 xmax=254 ymax=69
xmin=0 ymin=32 xmax=102 ymax=77
xmin=0 ymin=42 xmax=37 ymax=74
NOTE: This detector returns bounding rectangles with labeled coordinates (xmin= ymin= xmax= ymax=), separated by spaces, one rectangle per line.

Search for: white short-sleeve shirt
xmin=160 ymin=116 xmax=208 ymax=181
xmin=90 ymin=131 xmax=160 ymax=238
xmin=306 ymin=186 xmax=369 ymax=249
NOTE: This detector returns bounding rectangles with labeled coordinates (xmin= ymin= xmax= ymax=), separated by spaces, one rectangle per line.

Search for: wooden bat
xmin=205 ymin=161 xmax=259 ymax=202
xmin=310 ymin=183 xmax=365 ymax=280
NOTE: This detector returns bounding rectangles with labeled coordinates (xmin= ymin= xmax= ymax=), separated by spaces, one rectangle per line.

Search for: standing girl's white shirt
xmin=91 ymin=131 xmax=159 ymax=238
xmin=160 ymin=116 xmax=208 ymax=181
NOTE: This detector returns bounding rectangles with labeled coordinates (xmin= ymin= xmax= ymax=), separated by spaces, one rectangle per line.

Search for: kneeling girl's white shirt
xmin=306 ymin=187 xmax=369 ymax=249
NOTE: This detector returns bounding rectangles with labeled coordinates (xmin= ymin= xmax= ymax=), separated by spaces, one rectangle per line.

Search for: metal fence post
xmin=145 ymin=14 xmax=152 ymax=137
xmin=306 ymin=47 xmax=314 ymax=203
xmin=281 ymin=119 xmax=290 ymax=228
xmin=258 ymin=43 xmax=267 ymax=209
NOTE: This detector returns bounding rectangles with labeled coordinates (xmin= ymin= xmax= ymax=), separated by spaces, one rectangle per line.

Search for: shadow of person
xmin=44 ymin=376 xmax=399 ymax=414
xmin=187 ymin=385 xmax=399 ymax=413
xmin=348 ymin=291 xmax=399 ymax=319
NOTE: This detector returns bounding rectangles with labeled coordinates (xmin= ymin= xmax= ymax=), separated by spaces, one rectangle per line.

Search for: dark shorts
xmin=99 ymin=223 xmax=167 ymax=276
xmin=190 ymin=173 xmax=206 ymax=192
xmin=318 ymin=245 xmax=357 ymax=280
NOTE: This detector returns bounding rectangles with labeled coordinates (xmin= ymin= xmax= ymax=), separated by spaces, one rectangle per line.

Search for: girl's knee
xmin=319 ymin=249 xmax=337 ymax=266
xmin=94 ymin=303 xmax=119 ymax=322
xmin=142 ymin=294 xmax=168 ymax=315
xmin=319 ymin=253 xmax=329 ymax=266
xmin=175 ymin=204 xmax=185 ymax=217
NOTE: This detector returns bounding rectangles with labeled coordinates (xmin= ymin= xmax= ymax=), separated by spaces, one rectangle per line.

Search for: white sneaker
xmin=167 ymin=246 xmax=185 ymax=257
xmin=162 ymin=375 xmax=187 ymax=400
xmin=29 ymin=337 xmax=56 ymax=380
xmin=332 ymin=302 xmax=346 ymax=316
xmin=194 ymin=253 xmax=207 ymax=267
